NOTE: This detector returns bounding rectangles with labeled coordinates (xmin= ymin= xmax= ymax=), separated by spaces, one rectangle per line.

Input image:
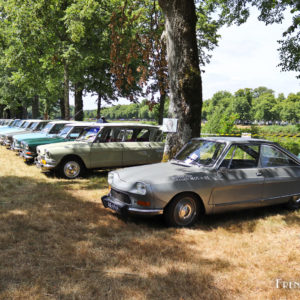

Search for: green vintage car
xmin=36 ymin=123 xmax=164 ymax=179
xmin=20 ymin=122 xmax=95 ymax=162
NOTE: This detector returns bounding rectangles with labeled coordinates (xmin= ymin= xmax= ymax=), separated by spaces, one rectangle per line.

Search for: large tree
xmin=158 ymin=0 xmax=203 ymax=159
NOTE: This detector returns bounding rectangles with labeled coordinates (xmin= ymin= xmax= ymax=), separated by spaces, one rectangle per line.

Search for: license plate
xmin=107 ymin=201 xmax=120 ymax=212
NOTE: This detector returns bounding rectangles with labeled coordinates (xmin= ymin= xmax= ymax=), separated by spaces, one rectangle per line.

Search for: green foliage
xmin=84 ymin=99 xmax=169 ymax=122
xmin=203 ymin=106 xmax=239 ymax=134
xmin=204 ymin=87 xmax=300 ymax=125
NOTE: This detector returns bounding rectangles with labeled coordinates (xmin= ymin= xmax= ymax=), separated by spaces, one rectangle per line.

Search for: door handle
xmin=256 ymin=171 xmax=263 ymax=176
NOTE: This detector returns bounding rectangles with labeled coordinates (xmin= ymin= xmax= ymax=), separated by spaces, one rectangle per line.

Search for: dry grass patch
xmin=0 ymin=146 xmax=299 ymax=299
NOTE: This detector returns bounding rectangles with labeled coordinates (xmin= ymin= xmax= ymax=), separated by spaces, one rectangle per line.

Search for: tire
xmin=60 ymin=157 xmax=85 ymax=179
xmin=286 ymin=196 xmax=300 ymax=210
xmin=164 ymin=193 xmax=199 ymax=227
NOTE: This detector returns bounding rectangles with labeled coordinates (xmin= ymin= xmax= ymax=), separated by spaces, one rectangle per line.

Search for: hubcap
xmin=174 ymin=198 xmax=196 ymax=226
xmin=64 ymin=161 xmax=80 ymax=179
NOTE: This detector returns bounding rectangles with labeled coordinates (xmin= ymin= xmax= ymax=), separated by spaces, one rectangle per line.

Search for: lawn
xmin=0 ymin=146 xmax=299 ymax=299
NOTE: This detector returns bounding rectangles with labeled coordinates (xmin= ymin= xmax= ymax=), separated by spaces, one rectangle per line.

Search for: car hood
xmin=115 ymin=161 xmax=210 ymax=185
xmin=15 ymin=133 xmax=48 ymax=142
xmin=25 ymin=136 xmax=65 ymax=146
xmin=38 ymin=140 xmax=89 ymax=151
xmin=0 ymin=128 xmax=22 ymax=134
xmin=5 ymin=129 xmax=30 ymax=137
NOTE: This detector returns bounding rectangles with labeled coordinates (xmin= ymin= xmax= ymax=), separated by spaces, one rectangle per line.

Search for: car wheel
xmin=60 ymin=158 xmax=85 ymax=179
xmin=164 ymin=194 xmax=199 ymax=227
xmin=286 ymin=196 xmax=300 ymax=210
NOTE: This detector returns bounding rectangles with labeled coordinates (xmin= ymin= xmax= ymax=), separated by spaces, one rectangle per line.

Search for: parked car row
xmin=1 ymin=119 xmax=300 ymax=227
xmin=0 ymin=119 xmax=165 ymax=179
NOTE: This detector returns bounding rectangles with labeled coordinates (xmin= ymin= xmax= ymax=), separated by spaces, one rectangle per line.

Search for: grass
xmin=0 ymin=147 xmax=300 ymax=299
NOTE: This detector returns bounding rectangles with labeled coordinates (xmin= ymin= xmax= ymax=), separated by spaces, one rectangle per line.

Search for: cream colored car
xmin=36 ymin=123 xmax=164 ymax=179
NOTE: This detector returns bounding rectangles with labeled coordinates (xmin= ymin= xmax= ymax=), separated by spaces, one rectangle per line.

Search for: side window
xmin=221 ymin=144 xmax=259 ymax=169
xmin=122 ymin=129 xmax=134 ymax=142
xmin=51 ymin=124 xmax=65 ymax=134
xmin=260 ymin=145 xmax=298 ymax=167
xmin=102 ymin=128 xmax=121 ymax=142
xmin=136 ymin=129 xmax=150 ymax=142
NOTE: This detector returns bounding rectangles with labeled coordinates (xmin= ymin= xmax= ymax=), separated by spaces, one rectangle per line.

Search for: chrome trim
xmin=215 ymin=192 xmax=300 ymax=207
xmin=127 ymin=207 xmax=164 ymax=215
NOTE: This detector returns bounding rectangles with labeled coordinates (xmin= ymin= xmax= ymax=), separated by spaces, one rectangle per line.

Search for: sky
xmin=71 ymin=9 xmax=300 ymax=110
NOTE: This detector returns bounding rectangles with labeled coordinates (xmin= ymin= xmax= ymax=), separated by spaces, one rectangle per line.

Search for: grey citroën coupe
xmin=102 ymin=137 xmax=300 ymax=227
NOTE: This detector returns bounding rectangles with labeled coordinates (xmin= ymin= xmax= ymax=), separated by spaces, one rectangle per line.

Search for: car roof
xmin=96 ymin=123 xmax=160 ymax=128
xmin=63 ymin=122 xmax=99 ymax=127
xmin=193 ymin=136 xmax=273 ymax=144
xmin=47 ymin=120 xmax=75 ymax=124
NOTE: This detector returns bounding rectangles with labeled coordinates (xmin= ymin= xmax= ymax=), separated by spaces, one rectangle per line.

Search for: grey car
xmin=102 ymin=137 xmax=300 ymax=227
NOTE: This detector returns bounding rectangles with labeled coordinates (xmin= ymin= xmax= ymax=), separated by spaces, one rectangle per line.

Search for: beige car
xmin=36 ymin=123 xmax=164 ymax=179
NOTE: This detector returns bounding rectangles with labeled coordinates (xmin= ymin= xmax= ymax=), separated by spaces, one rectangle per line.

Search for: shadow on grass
xmin=196 ymin=204 xmax=299 ymax=233
xmin=43 ymin=169 xmax=110 ymax=190
xmin=0 ymin=175 xmax=229 ymax=300
xmin=115 ymin=203 xmax=300 ymax=234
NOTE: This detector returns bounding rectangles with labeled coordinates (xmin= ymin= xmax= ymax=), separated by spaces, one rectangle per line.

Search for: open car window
xmin=221 ymin=144 xmax=259 ymax=169
xmin=260 ymin=145 xmax=299 ymax=167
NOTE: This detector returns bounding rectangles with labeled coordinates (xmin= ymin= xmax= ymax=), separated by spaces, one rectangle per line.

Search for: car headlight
xmin=135 ymin=182 xmax=147 ymax=195
xmin=45 ymin=151 xmax=52 ymax=159
xmin=108 ymin=172 xmax=114 ymax=185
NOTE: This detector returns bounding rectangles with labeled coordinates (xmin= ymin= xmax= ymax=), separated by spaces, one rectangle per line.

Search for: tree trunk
xmin=5 ymin=109 xmax=11 ymax=119
xmin=158 ymin=91 xmax=166 ymax=125
xmin=43 ymin=100 xmax=50 ymax=120
xmin=97 ymin=93 xmax=102 ymax=119
xmin=59 ymin=97 xmax=65 ymax=120
xmin=22 ymin=106 xmax=28 ymax=119
xmin=74 ymin=83 xmax=84 ymax=121
xmin=158 ymin=0 xmax=203 ymax=160
xmin=15 ymin=100 xmax=23 ymax=119
xmin=32 ymin=95 xmax=40 ymax=118
xmin=64 ymin=62 xmax=70 ymax=120
xmin=0 ymin=104 xmax=4 ymax=118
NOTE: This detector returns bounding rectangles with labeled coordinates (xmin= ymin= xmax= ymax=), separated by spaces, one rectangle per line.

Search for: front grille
xmin=110 ymin=189 xmax=131 ymax=204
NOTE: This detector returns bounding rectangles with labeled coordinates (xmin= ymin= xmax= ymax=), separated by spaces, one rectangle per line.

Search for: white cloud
xmin=202 ymin=9 xmax=299 ymax=99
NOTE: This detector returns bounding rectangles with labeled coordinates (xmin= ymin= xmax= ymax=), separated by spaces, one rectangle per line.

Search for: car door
xmin=259 ymin=144 xmax=300 ymax=206
xmin=121 ymin=128 xmax=151 ymax=166
xmin=90 ymin=127 xmax=123 ymax=168
xmin=148 ymin=128 xmax=164 ymax=163
xmin=211 ymin=144 xmax=265 ymax=212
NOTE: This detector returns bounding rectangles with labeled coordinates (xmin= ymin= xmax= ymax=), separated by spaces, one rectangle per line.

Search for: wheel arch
xmin=59 ymin=154 xmax=87 ymax=169
xmin=165 ymin=191 xmax=206 ymax=215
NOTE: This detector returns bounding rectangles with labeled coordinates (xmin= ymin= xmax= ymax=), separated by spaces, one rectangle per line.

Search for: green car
xmin=20 ymin=122 xmax=95 ymax=162
xmin=36 ymin=123 xmax=164 ymax=179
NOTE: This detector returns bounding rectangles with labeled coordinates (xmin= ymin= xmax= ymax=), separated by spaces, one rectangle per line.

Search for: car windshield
xmin=57 ymin=126 xmax=72 ymax=138
xmin=29 ymin=122 xmax=38 ymax=130
xmin=36 ymin=122 xmax=48 ymax=131
xmin=174 ymin=140 xmax=226 ymax=166
xmin=77 ymin=127 xmax=101 ymax=142
xmin=41 ymin=123 xmax=53 ymax=133
xmin=21 ymin=121 xmax=30 ymax=128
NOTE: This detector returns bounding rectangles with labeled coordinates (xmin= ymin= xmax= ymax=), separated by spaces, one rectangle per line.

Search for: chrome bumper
xmin=35 ymin=157 xmax=57 ymax=171
xmin=101 ymin=195 xmax=163 ymax=216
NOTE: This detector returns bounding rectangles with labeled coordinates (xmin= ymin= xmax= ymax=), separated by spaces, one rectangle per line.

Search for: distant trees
xmin=85 ymin=99 xmax=168 ymax=122
xmin=203 ymin=87 xmax=300 ymax=126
